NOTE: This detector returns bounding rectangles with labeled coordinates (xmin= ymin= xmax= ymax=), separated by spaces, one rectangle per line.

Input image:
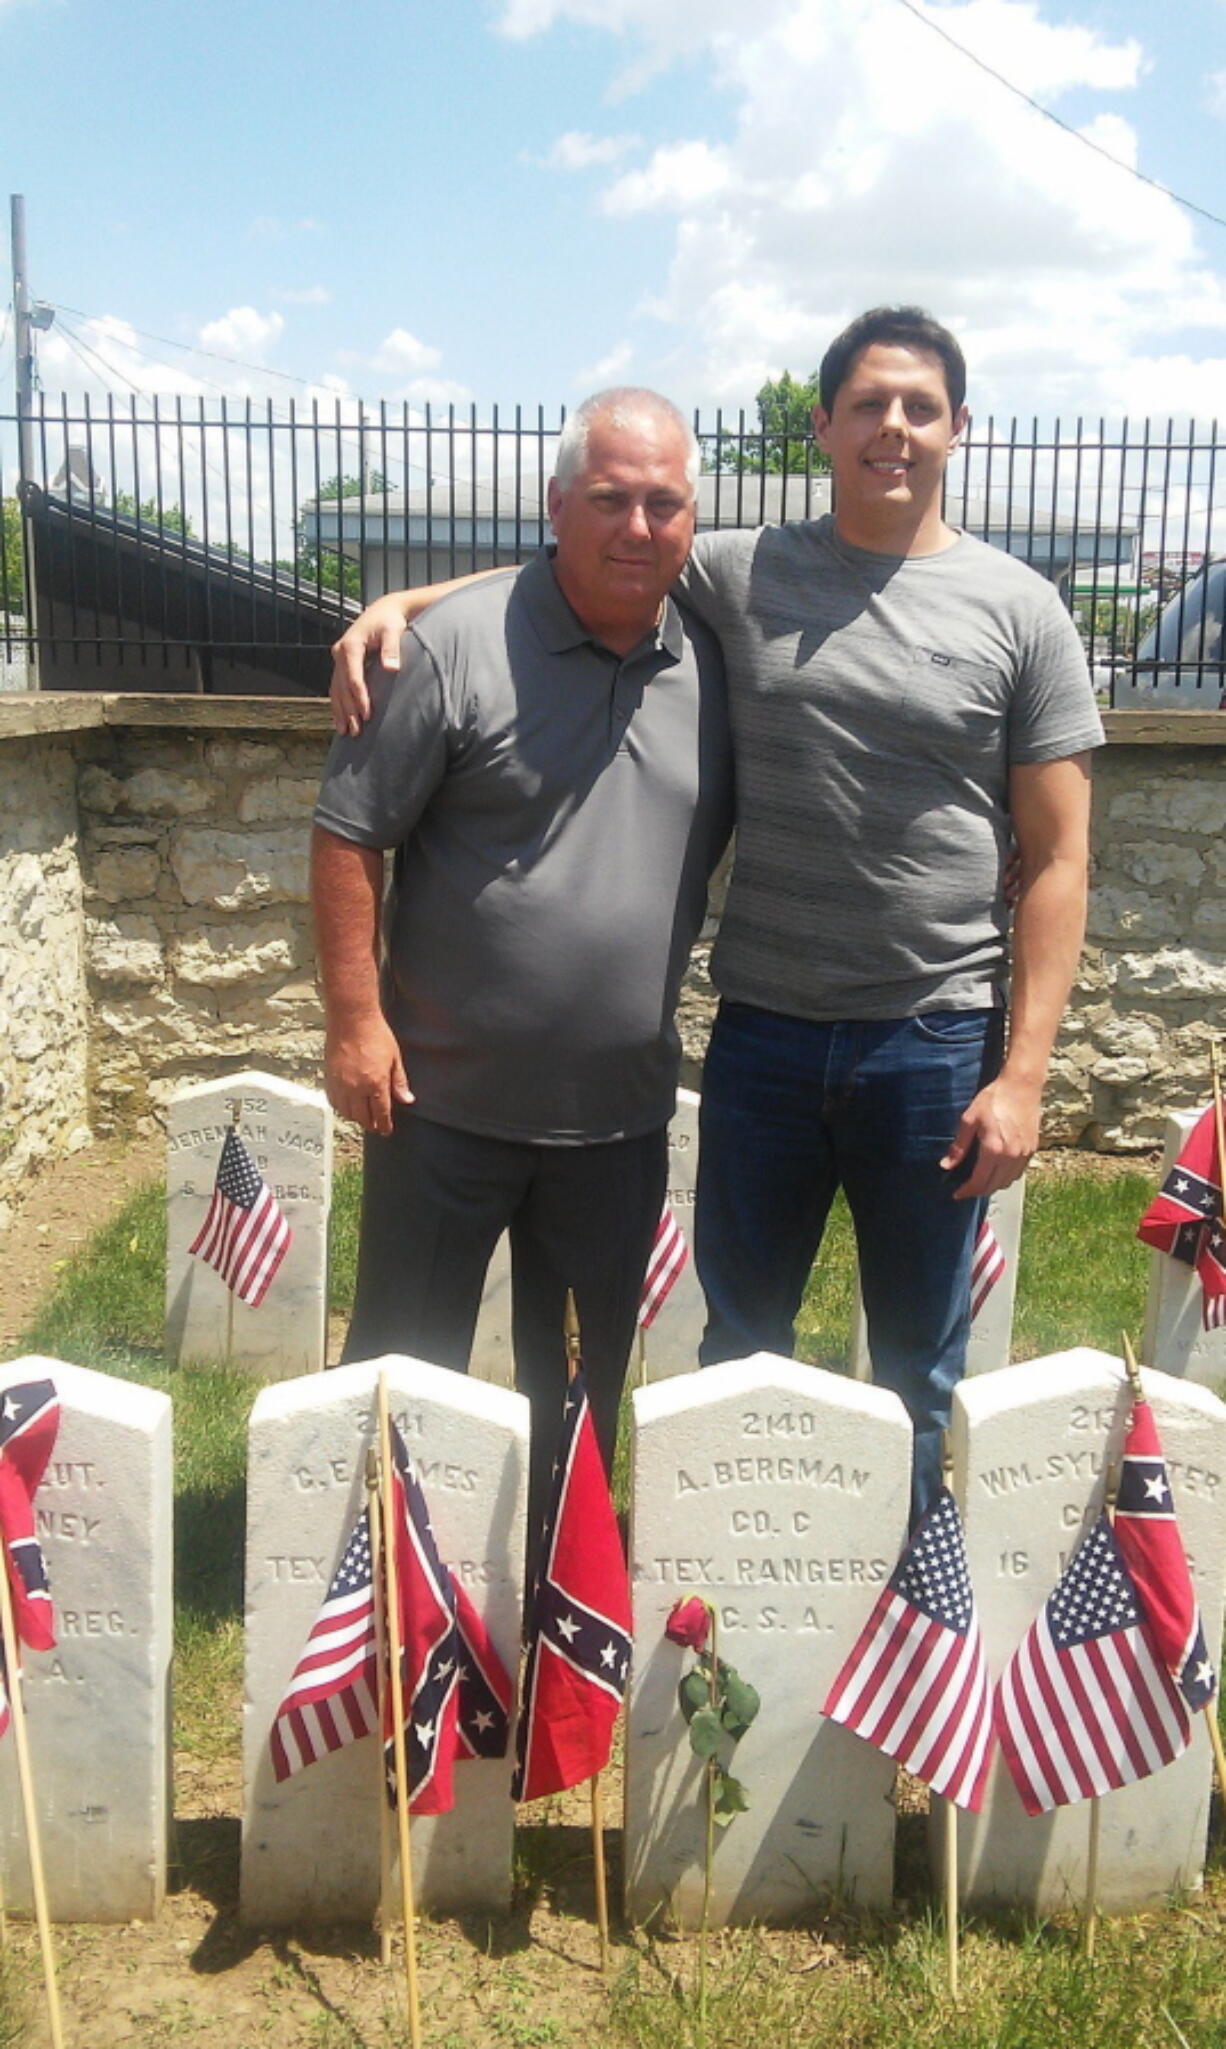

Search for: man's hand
xmin=329 ymin=595 xmax=414 ymax=735
xmin=324 ymin=1013 xmax=413 ymax=1135
xmin=940 ymin=1071 xmax=1041 ymax=1201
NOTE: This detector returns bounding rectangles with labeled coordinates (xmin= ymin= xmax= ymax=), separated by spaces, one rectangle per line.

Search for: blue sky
xmin=3 ymin=0 xmax=1226 ymax=422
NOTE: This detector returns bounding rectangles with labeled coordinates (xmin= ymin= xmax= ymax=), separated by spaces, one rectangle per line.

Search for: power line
xmin=891 ymin=0 xmax=1226 ymax=235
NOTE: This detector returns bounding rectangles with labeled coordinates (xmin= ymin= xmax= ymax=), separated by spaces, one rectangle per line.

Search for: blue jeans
xmin=696 ymin=1001 xmax=1004 ymax=1518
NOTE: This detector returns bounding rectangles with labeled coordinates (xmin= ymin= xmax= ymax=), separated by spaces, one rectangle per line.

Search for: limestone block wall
xmin=1047 ymin=724 xmax=1226 ymax=1150
xmin=0 ymin=698 xmax=1224 ymax=1193
xmin=73 ymin=706 xmax=331 ymax=1133
xmin=0 ymin=724 xmax=89 ymax=1224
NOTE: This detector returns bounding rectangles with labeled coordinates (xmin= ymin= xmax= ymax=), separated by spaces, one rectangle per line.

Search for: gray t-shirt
xmin=315 ymin=551 xmax=733 ymax=1143
xmin=680 ymin=518 xmax=1104 ymax=1021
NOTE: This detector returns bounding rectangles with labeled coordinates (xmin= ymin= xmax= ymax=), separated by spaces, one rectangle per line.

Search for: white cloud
xmin=1207 ymin=68 xmax=1226 ymax=120
xmin=539 ymin=129 xmax=640 ymax=170
xmin=373 ymin=327 xmax=444 ymax=375
xmin=396 ymin=375 xmax=475 ymax=405
xmin=492 ymin=0 xmax=1220 ymax=417
xmin=572 ymin=341 xmax=634 ymax=388
xmin=198 ymin=306 xmax=285 ymax=361
xmin=603 ymin=140 xmax=732 ymax=213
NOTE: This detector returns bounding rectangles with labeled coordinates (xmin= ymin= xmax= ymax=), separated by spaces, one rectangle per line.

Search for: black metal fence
xmin=1 ymin=397 xmax=1222 ymax=703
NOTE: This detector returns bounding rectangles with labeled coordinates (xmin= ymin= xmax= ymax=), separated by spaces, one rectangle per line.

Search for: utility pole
xmin=10 ymin=193 xmax=53 ymax=690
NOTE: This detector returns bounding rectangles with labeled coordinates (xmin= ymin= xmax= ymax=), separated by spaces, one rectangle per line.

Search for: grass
xmin=607 ymin=1908 xmax=1226 ymax=2048
xmin=22 ymin=1151 xmax=1225 ymax=2049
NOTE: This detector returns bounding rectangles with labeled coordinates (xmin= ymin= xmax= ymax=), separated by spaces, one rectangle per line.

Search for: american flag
xmin=0 ymin=1378 xmax=59 ymax=1742
xmin=971 ymin=1217 xmax=1006 ymax=1322
xmin=1114 ymin=1394 xmax=1217 ymax=1711
xmin=821 ymin=1488 xmax=994 ymax=1811
xmin=994 ymin=1514 xmax=1190 ymax=1816
xmin=189 ymin=1128 xmax=291 ymax=1308
xmin=269 ymin=1511 xmax=379 ymax=1782
xmin=385 ymin=1424 xmax=512 ymax=1816
xmin=638 ymin=1203 xmax=689 ymax=1331
xmin=1137 ymin=1105 xmax=1226 ymax=1332
xmin=514 ymin=1371 xmax=632 ymax=1802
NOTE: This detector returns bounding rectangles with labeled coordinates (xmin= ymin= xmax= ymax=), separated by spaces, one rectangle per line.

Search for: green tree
xmin=704 ymin=371 xmax=830 ymax=475
xmin=285 ymin=470 xmax=388 ymax=601
xmin=112 ymin=490 xmax=194 ymax=537
xmin=1 ymin=498 xmax=24 ymax=615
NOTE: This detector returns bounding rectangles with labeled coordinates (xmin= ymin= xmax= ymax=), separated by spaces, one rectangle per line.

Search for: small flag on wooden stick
xmin=1114 ymin=1394 xmax=1217 ymax=1711
xmin=514 ymin=1370 xmax=632 ymax=1803
xmin=822 ymin=1487 xmax=994 ymax=1811
xmin=190 ymin=1128 xmax=291 ymax=1307
xmin=0 ymin=1379 xmax=59 ymax=1741
xmin=1137 ymin=1104 xmax=1226 ymax=1332
xmin=994 ymin=1514 xmax=1190 ymax=1816
xmin=638 ymin=1203 xmax=688 ymax=1330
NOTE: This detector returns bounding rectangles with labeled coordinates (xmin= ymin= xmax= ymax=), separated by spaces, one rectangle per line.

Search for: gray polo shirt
xmin=680 ymin=519 xmax=1104 ymax=1021
xmin=315 ymin=550 xmax=733 ymax=1144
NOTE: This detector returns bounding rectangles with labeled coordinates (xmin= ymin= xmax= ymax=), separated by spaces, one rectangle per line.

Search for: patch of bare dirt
xmin=0 ymin=1134 xmax=164 ymax=1353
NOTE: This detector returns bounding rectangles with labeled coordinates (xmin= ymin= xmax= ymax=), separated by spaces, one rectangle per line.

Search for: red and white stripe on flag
xmin=970 ymin=1217 xmax=1006 ymax=1322
xmin=822 ymin=1489 xmax=995 ymax=1811
xmin=994 ymin=1513 xmax=1190 ymax=1816
xmin=190 ymin=1128 xmax=292 ymax=1308
xmin=638 ymin=1203 xmax=689 ymax=1330
xmin=269 ymin=1511 xmax=379 ymax=1782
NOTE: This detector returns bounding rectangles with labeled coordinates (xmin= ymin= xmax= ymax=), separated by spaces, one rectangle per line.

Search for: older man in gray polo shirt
xmin=312 ymin=389 xmax=732 ymax=1545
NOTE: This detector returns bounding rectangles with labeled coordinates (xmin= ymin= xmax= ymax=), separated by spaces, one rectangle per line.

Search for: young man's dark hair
xmin=818 ymin=306 xmax=967 ymax=416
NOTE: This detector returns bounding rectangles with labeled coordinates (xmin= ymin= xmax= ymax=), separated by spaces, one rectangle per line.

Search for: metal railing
xmin=1 ymin=397 xmax=1222 ymax=703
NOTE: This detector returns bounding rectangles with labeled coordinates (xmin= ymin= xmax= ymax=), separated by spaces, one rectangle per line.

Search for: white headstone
xmin=850 ymin=1178 xmax=1026 ymax=1382
xmin=240 ymin=1356 xmax=529 ymax=1925
xmin=0 ymin=1356 xmax=172 ymax=1922
xmin=624 ymin=1356 xmax=912 ymax=1927
xmin=166 ymin=1069 xmax=332 ymax=1378
xmin=470 ymin=1088 xmax=704 ymax=1390
xmin=944 ymin=1348 xmax=1226 ymax=1913
xmin=1142 ymin=1110 xmax=1226 ymax=1387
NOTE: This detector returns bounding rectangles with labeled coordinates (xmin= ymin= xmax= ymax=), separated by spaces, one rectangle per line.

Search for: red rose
xmin=665 ymin=1597 xmax=711 ymax=1651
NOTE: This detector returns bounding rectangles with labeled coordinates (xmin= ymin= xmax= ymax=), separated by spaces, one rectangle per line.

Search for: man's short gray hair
xmin=554 ymin=388 xmax=700 ymax=496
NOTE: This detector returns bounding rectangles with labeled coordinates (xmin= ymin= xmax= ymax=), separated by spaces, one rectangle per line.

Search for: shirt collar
xmin=521 ymin=546 xmax=683 ymax=662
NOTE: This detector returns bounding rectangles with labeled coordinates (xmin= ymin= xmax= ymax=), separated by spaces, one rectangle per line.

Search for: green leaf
xmin=678 ymin=1669 xmax=710 ymax=1724
xmin=718 ymin=1669 xmax=761 ymax=1736
xmin=711 ymin=1769 xmax=750 ymax=1825
xmin=687 ymin=1707 xmax=724 ymax=1760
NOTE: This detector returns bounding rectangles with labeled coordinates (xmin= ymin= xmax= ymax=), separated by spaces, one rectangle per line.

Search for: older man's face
xmin=547 ymin=412 xmax=695 ymax=646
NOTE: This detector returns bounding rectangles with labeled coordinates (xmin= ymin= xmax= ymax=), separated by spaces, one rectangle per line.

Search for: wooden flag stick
xmin=0 ymin=1542 xmax=64 ymax=2049
xmin=565 ymin=1290 xmax=613 ymax=1975
xmin=1122 ymin=1332 xmax=1226 ymax=1811
xmin=376 ymin=1373 xmax=422 ymax=2049
xmin=1082 ymin=1795 xmax=1102 ymax=1959
xmin=940 ymin=1433 xmax=959 ymax=2002
xmin=1083 ymin=1460 xmax=1122 ymax=1958
xmin=944 ymin=1797 xmax=959 ymax=2001
xmin=365 ymin=1450 xmax=394 ymax=1971
xmin=224 ymin=1098 xmax=241 ymax=1368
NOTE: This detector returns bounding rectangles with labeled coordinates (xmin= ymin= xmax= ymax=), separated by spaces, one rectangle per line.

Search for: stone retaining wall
xmin=0 ymin=725 xmax=90 ymax=1225
xmin=0 ymin=697 xmax=1222 ymax=1214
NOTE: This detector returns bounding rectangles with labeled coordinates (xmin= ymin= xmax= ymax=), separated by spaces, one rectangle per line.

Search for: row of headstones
xmin=166 ymin=1071 xmax=1226 ymax=1387
xmin=3 ymin=1346 xmax=1224 ymax=1927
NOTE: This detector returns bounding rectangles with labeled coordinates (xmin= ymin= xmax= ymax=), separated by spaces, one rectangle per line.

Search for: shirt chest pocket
xmin=908 ymin=645 xmax=1010 ymax=763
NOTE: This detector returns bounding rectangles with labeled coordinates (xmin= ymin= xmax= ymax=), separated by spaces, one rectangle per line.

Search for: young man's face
xmin=813 ymin=343 xmax=967 ymax=543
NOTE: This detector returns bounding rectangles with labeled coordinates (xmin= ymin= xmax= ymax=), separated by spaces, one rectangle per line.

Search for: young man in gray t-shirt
xmin=328 ymin=307 xmax=1103 ymax=1520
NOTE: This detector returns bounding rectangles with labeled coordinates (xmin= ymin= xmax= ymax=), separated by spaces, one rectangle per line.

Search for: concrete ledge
xmin=0 ymin=694 xmax=333 ymax=742
xmin=0 ymin=692 xmax=1222 ymax=747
